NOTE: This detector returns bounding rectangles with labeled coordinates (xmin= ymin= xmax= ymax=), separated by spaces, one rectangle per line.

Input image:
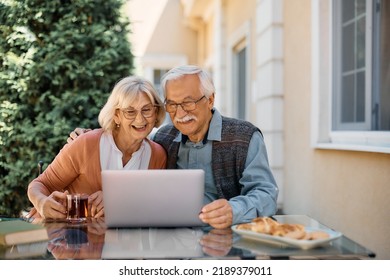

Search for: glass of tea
xmin=66 ymin=194 xmax=88 ymax=222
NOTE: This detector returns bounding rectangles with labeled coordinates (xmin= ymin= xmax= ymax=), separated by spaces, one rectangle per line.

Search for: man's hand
xmin=200 ymin=228 xmax=233 ymax=256
xmin=67 ymin=128 xmax=91 ymax=144
xmin=199 ymin=199 xmax=233 ymax=229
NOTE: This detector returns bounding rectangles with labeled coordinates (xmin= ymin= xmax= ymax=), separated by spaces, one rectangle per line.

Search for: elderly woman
xmin=27 ymin=76 xmax=167 ymax=220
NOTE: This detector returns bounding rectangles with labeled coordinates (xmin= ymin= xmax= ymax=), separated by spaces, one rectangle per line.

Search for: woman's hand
xmin=38 ymin=191 xmax=67 ymax=219
xmin=87 ymin=217 xmax=107 ymax=236
xmin=88 ymin=190 xmax=104 ymax=218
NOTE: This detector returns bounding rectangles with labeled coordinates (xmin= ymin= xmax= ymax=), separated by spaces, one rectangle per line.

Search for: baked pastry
xmin=236 ymin=223 xmax=253 ymax=231
xmin=271 ymin=223 xmax=305 ymax=238
xmin=236 ymin=216 xmax=329 ymax=240
xmin=251 ymin=217 xmax=279 ymax=234
xmin=304 ymin=231 xmax=330 ymax=240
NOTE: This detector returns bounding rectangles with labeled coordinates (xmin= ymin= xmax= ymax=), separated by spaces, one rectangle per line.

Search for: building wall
xmin=225 ymin=0 xmax=256 ymax=37
xmin=254 ymin=0 xmax=284 ymax=206
xmin=124 ymin=0 xmax=197 ymax=82
xmin=144 ymin=0 xmax=197 ymax=59
xmin=283 ymin=0 xmax=390 ymax=259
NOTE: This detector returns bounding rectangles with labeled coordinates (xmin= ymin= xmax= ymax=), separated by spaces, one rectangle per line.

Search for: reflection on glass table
xmin=102 ymin=228 xmax=203 ymax=259
xmin=102 ymin=227 xmax=237 ymax=259
xmin=45 ymin=218 xmax=106 ymax=260
xmin=0 ymin=215 xmax=375 ymax=259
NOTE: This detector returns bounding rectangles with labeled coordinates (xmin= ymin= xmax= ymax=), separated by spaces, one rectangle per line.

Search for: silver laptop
xmin=101 ymin=169 xmax=205 ymax=228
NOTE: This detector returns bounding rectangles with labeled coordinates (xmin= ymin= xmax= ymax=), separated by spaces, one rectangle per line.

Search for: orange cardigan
xmin=28 ymin=128 xmax=167 ymax=197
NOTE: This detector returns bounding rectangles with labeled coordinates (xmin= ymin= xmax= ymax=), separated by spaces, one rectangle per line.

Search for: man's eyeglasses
xmin=121 ymin=104 xmax=158 ymax=120
xmin=164 ymin=95 xmax=206 ymax=113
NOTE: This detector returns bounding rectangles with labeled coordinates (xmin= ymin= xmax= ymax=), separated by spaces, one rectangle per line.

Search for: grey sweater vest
xmin=153 ymin=116 xmax=260 ymax=200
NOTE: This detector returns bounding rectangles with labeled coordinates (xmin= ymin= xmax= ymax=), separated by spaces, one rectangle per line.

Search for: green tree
xmin=0 ymin=0 xmax=134 ymax=216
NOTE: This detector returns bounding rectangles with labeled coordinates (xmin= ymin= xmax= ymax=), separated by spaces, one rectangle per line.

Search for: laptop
xmin=101 ymin=169 xmax=205 ymax=228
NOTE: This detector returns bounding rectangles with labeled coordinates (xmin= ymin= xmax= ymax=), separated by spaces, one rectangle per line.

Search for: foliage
xmin=0 ymin=0 xmax=133 ymax=216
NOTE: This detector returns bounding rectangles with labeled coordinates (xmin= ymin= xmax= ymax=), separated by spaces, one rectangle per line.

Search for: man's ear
xmin=208 ymin=93 xmax=215 ymax=109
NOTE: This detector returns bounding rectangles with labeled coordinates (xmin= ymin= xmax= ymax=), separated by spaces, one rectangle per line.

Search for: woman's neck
xmin=112 ymin=131 xmax=143 ymax=166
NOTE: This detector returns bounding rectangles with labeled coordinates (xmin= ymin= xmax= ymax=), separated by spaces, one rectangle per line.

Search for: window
xmin=153 ymin=69 xmax=169 ymax=98
xmin=311 ymin=0 xmax=390 ymax=153
xmin=235 ymin=46 xmax=247 ymax=120
xmin=333 ymin=0 xmax=390 ymax=131
xmin=232 ymin=39 xmax=248 ymax=120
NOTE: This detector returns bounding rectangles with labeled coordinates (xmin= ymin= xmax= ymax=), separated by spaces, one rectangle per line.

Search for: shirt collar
xmin=174 ymin=108 xmax=222 ymax=144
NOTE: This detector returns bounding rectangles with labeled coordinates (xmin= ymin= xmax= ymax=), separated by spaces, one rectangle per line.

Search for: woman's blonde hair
xmin=98 ymin=76 xmax=165 ymax=131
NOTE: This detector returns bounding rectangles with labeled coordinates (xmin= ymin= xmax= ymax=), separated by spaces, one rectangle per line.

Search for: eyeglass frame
xmin=164 ymin=95 xmax=206 ymax=113
xmin=120 ymin=104 xmax=159 ymax=120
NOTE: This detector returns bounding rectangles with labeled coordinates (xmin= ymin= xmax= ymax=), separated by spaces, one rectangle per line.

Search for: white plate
xmin=231 ymin=225 xmax=342 ymax=250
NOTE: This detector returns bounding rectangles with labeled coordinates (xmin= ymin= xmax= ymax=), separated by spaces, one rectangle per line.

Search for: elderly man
xmin=68 ymin=65 xmax=278 ymax=229
xmin=152 ymin=65 xmax=278 ymax=229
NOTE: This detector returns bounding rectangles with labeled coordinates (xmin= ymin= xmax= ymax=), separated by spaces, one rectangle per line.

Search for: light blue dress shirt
xmin=172 ymin=109 xmax=279 ymax=225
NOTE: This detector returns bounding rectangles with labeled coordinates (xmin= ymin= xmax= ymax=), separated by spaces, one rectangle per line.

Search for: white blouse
xmin=99 ymin=131 xmax=151 ymax=170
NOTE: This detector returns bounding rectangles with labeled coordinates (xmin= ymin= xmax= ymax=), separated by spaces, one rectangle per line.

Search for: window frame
xmin=311 ymin=0 xmax=390 ymax=154
xmin=332 ymin=0 xmax=372 ymax=131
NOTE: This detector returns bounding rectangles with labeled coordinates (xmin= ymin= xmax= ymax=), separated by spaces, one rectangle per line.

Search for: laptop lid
xmin=101 ymin=169 xmax=205 ymax=228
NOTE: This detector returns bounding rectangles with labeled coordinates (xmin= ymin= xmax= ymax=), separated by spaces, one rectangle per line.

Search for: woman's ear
xmin=113 ymin=108 xmax=121 ymax=126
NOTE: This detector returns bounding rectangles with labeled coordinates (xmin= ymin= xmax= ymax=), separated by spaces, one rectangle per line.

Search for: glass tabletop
xmin=234 ymin=215 xmax=376 ymax=259
xmin=0 ymin=215 xmax=375 ymax=260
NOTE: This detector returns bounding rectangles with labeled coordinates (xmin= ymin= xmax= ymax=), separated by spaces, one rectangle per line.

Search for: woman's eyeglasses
xmin=121 ymin=104 xmax=158 ymax=120
xmin=164 ymin=95 xmax=206 ymax=113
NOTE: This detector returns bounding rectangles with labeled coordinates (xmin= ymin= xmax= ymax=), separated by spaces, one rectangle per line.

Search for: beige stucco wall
xmin=124 ymin=0 xmax=197 ymax=66
xmin=204 ymin=14 xmax=214 ymax=64
xmin=225 ymin=0 xmax=256 ymax=33
xmin=225 ymin=0 xmax=258 ymax=120
xmin=144 ymin=0 xmax=197 ymax=62
xmin=283 ymin=0 xmax=390 ymax=259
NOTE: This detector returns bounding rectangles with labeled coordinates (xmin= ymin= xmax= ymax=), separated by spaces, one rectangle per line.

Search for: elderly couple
xmin=27 ymin=65 xmax=279 ymax=229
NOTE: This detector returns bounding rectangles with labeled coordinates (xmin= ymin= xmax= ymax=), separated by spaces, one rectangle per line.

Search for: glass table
xmin=0 ymin=215 xmax=375 ymax=260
